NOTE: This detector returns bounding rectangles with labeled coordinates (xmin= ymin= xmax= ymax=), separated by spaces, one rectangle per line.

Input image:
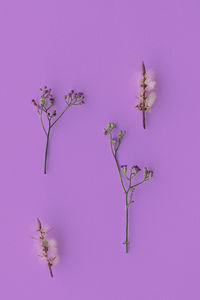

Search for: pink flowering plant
xmin=104 ymin=123 xmax=153 ymax=253
xmin=33 ymin=218 xmax=59 ymax=278
xmin=136 ymin=61 xmax=156 ymax=129
xmin=32 ymin=86 xmax=85 ymax=174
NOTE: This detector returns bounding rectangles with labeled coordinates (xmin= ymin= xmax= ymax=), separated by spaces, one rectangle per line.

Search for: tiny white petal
xmin=144 ymin=70 xmax=156 ymax=90
xmin=48 ymin=239 xmax=57 ymax=248
xmin=146 ymin=92 xmax=156 ymax=108
xmin=146 ymin=80 xmax=156 ymax=91
xmin=48 ymin=239 xmax=58 ymax=257
xmin=145 ymin=70 xmax=154 ymax=81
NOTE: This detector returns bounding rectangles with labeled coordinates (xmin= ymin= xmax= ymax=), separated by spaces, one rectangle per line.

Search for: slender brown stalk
xmin=36 ymin=218 xmax=54 ymax=278
xmin=48 ymin=263 xmax=53 ymax=278
xmin=142 ymin=61 xmax=146 ymax=129
xmin=136 ymin=62 xmax=156 ymax=129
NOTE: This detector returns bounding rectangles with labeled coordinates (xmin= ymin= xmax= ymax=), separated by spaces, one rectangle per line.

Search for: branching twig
xmin=104 ymin=123 xmax=153 ymax=252
xmin=32 ymin=87 xmax=85 ymax=174
xmin=33 ymin=218 xmax=59 ymax=278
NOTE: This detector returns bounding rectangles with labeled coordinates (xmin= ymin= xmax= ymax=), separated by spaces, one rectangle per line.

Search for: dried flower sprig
xmin=32 ymin=86 xmax=85 ymax=174
xmin=104 ymin=123 xmax=153 ymax=253
xmin=136 ymin=61 xmax=156 ymax=129
xmin=33 ymin=218 xmax=59 ymax=277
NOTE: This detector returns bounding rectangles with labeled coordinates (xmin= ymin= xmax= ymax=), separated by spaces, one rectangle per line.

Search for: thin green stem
xmin=125 ymin=192 xmax=129 ymax=253
xmin=51 ymin=104 xmax=72 ymax=128
xmin=40 ymin=108 xmax=47 ymax=136
xmin=44 ymin=120 xmax=51 ymax=174
xmin=109 ymin=132 xmax=126 ymax=193
xmin=108 ymin=131 xmax=130 ymax=252
xmin=115 ymin=138 xmax=122 ymax=153
xmin=131 ymin=178 xmax=148 ymax=188
xmin=48 ymin=262 xmax=53 ymax=278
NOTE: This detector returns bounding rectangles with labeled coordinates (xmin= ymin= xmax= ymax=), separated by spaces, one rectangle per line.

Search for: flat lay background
xmin=0 ymin=0 xmax=200 ymax=299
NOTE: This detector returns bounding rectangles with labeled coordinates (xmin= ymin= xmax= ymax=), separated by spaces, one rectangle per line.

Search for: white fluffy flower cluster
xmin=137 ymin=70 xmax=156 ymax=112
xmin=37 ymin=237 xmax=59 ymax=266
xmin=33 ymin=218 xmax=59 ymax=277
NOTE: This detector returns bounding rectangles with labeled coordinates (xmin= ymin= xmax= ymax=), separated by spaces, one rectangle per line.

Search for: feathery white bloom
xmin=136 ymin=62 xmax=157 ymax=128
xmin=145 ymin=71 xmax=156 ymax=90
xmin=33 ymin=218 xmax=59 ymax=277
xmin=146 ymin=92 xmax=156 ymax=111
xmin=48 ymin=239 xmax=59 ymax=265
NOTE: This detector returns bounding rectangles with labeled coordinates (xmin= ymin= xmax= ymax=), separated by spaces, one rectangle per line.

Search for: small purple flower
xmin=104 ymin=123 xmax=153 ymax=253
xmin=32 ymin=86 xmax=85 ymax=174
xmin=133 ymin=165 xmax=141 ymax=174
xmin=121 ymin=165 xmax=127 ymax=174
xmin=121 ymin=164 xmax=127 ymax=168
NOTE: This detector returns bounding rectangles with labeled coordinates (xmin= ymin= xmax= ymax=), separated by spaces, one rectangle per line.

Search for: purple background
xmin=0 ymin=0 xmax=200 ymax=299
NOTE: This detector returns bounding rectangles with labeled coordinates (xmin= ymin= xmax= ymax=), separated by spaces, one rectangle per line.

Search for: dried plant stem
xmin=43 ymin=240 xmax=54 ymax=277
xmin=107 ymin=128 xmax=151 ymax=253
xmin=142 ymin=105 xmax=146 ymax=129
xmin=33 ymin=87 xmax=85 ymax=174
xmin=36 ymin=218 xmax=54 ymax=278
xmin=125 ymin=192 xmax=129 ymax=253
xmin=109 ymin=132 xmax=130 ymax=252
xmin=44 ymin=122 xmax=51 ymax=174
xmin=51 ymin=104 xmax=71 ymax=127
xmin=48 ymin=262 xmax=53 ymax=277
xmin=41 ymin=106 xmax=71 ymax=174
xmin=142 ymin=61 xmax=146 ymax=129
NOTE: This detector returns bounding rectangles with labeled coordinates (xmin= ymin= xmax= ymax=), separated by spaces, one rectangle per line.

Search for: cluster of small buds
xmin=32 ymin=87 xmax=85 ymax=121
xmin=64 ymin=89 xmax=85 ymax=106
xmin=136 ymin=62 xmax=156 ymax=112
xmin=144 ymin=168 xmax=153 ymax=179
xmin=121 ymin=165 xmax=142 ymax=177
xmin=39 ymin=86 xmax=54 ymax=107
xmin=32 ymin=86 xmax=86 ymax=174
xmin=104 ymin=123 xmax=126 ymax=147
xmin=118 ymin=129 xmax=126 ymax=141
xmin=120 ymin=164 xmax=153 ymax=183
xmin=32 ymin=86 xmax=57 ymax=120
xmin=104 ymin=123 xmax=117 ymax=136
xmin=130 ymin=165 xmax=141 ymax=174
xmin=33 ymin=218 xmax=59 ymax=278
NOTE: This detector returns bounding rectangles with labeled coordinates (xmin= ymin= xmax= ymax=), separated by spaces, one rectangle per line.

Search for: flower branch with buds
xmin=136 ymin=61 xmax=156 ymax=129
xmin=33 ymin=218 xmax=59 ymax=278
xmin=32 ymin=86 xmax=85 ymax=174
xmin=104 ymin=123 xmax=153 ymax=253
